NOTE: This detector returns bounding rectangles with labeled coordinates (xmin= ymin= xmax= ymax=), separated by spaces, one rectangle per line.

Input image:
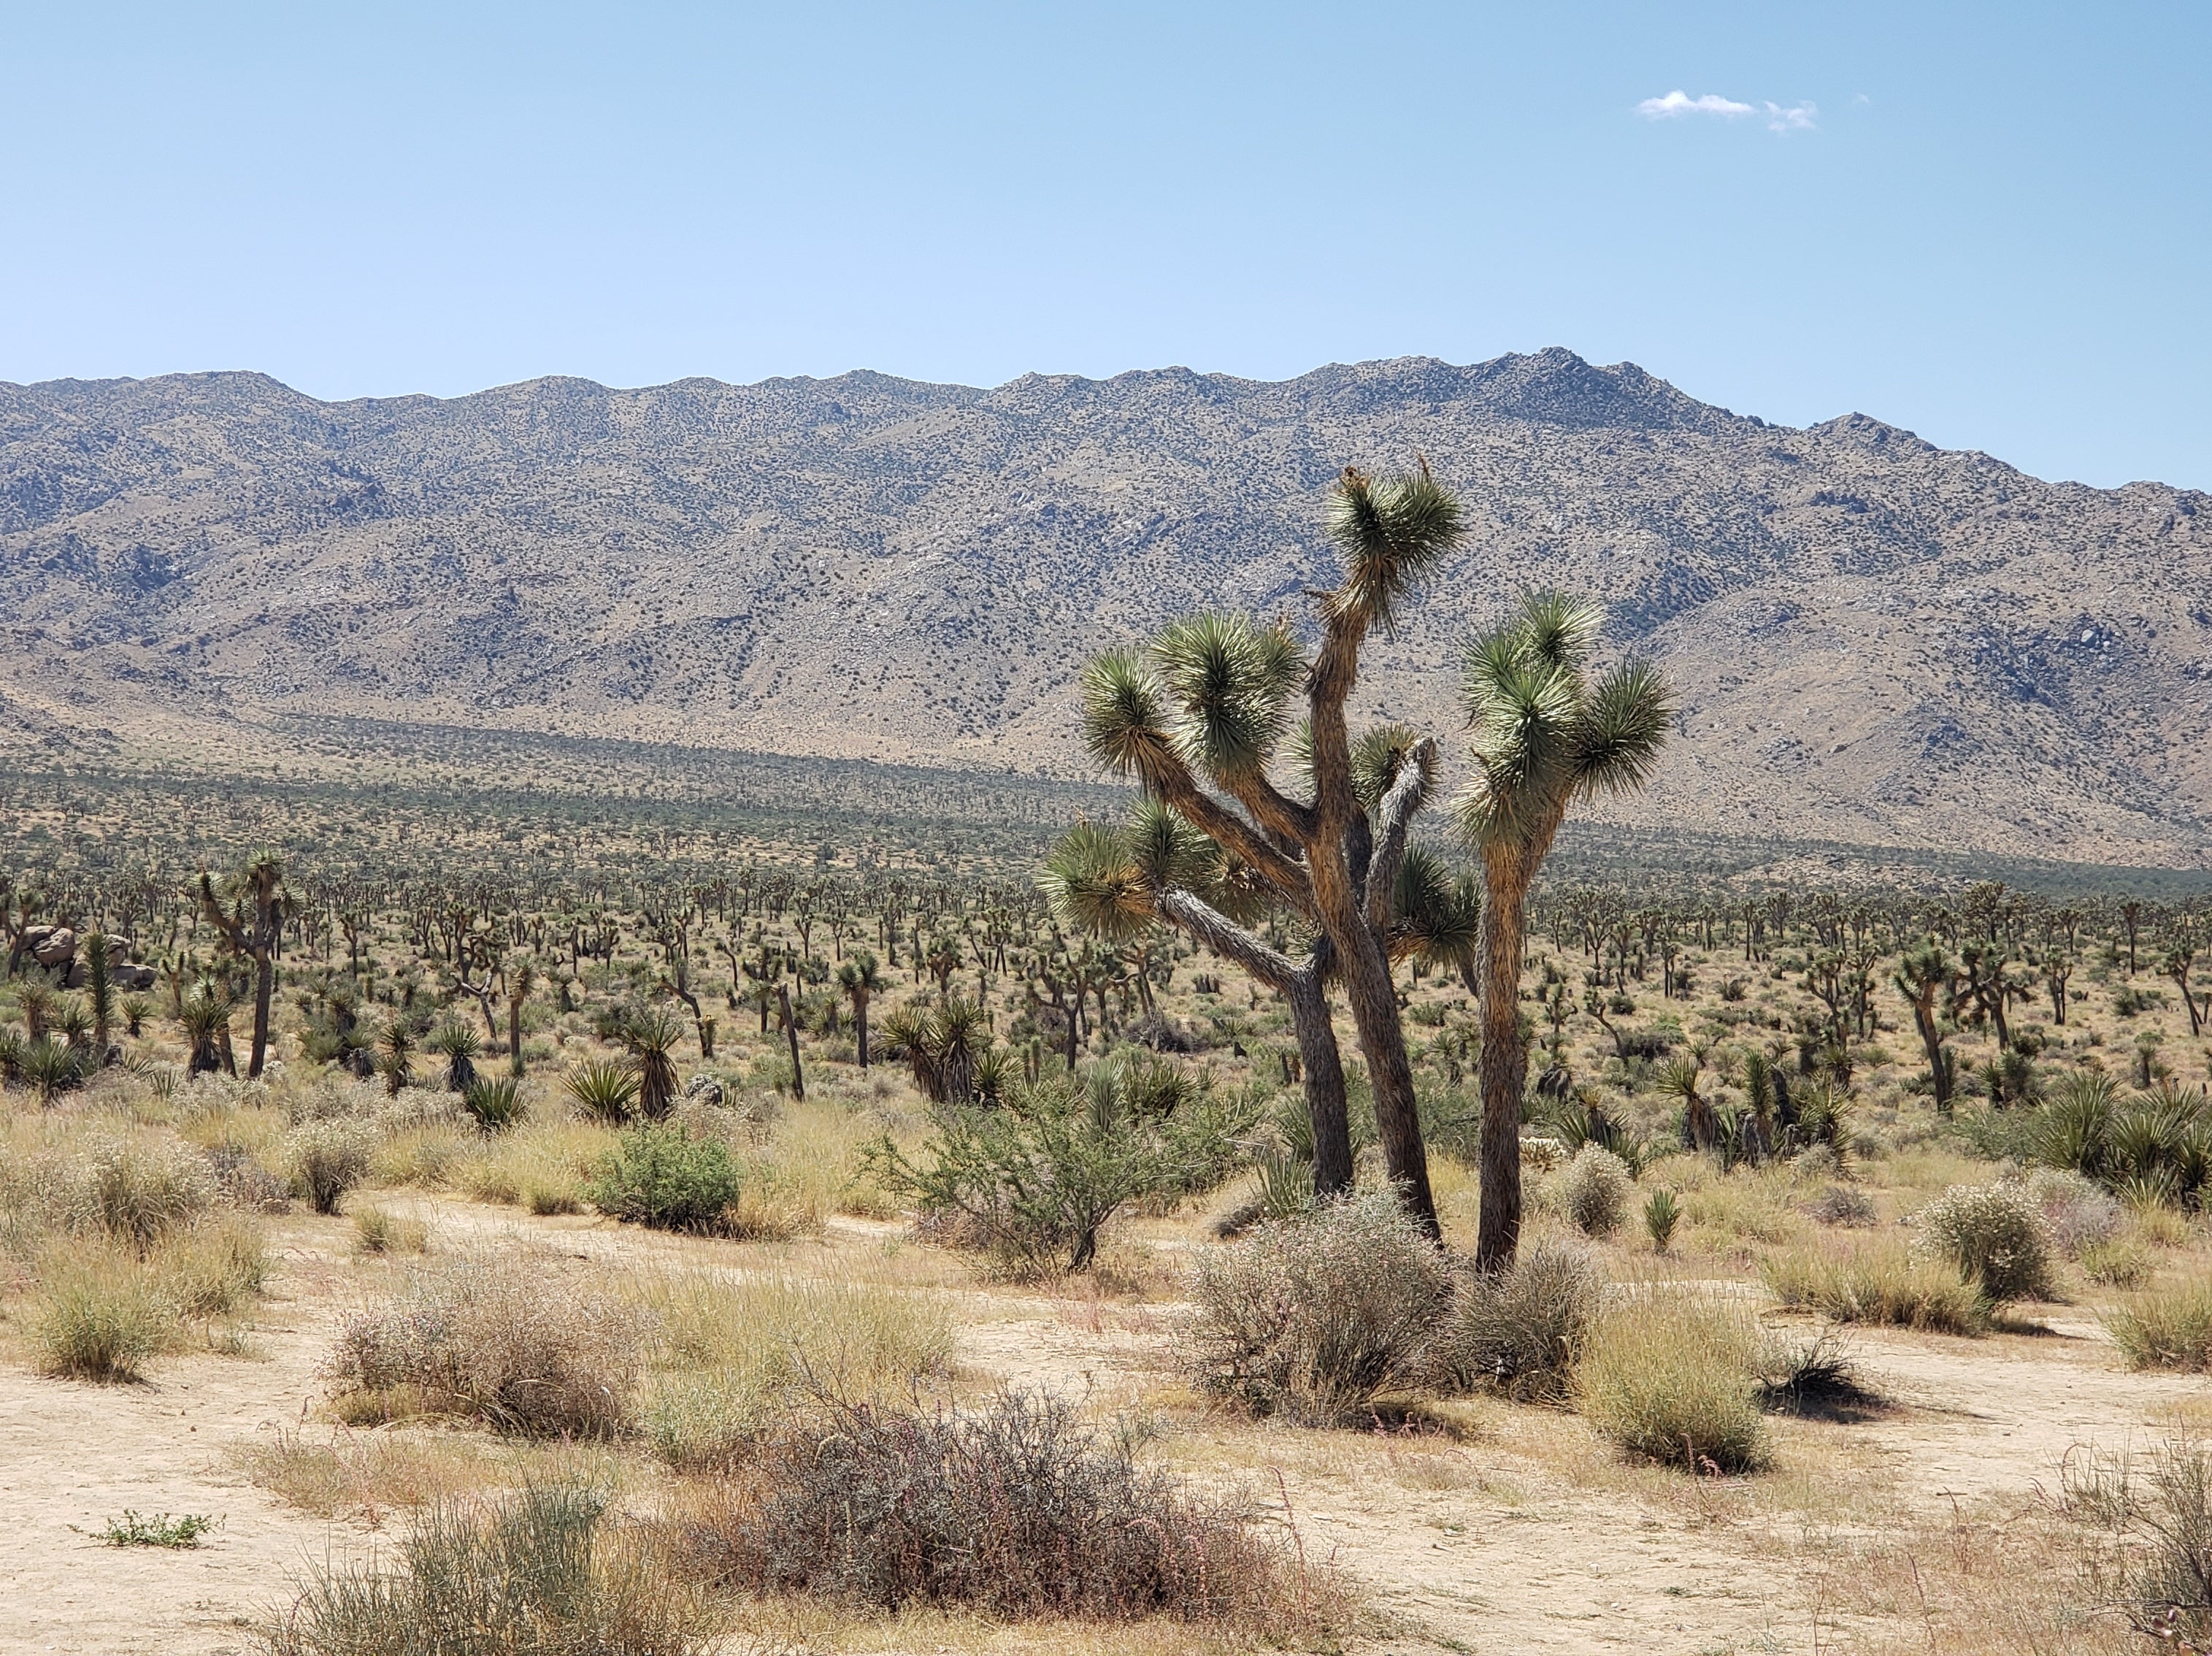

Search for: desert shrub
xmin=584 ymin=1123 xmax=740 ymax=1233
xmin=683 ymin=1389 xmax=1294 ymax=1622
xmin=1561 ymin=1144 xmax=1632 ymax=1237
xmin=2108 ymin=1279 xmax=2212 ymax=1371
xmin=1806 ymin=1183 xmax=1877 ymax=1227
xmin=869 ymin=1065 xmax=1256 ymax=1276
xmin=1913 ymin=1182 xmax=2054 ymax=1303
xmin=1183 ymin=1189 xmax=1450 ymax=1425
xmin=2026 ymin=1166 xmax=2123 ymax=1257
xmin=1575 ymin=1287 xmax=1770 ymax=1473
xmin=31 ymin=1242 xmax=168 ymax=1381
xmin=1760 ymin=1239 xmax=1991 ymax=1334
xmin=287 ymin=1119 xmax=375 ymax=1215
xmin=1421 ymin=1234 xmax=1600 ymax=1401
xmin=635 ymin=1272 xmax=956 ymax=1471
xmin=320 ymin=1254 xmax=645 ymax=1435
xmin=264 ymin=1481 xmax=715 ymax=1656
xmin=72 ymin=1136 xmax=214 ymax=1250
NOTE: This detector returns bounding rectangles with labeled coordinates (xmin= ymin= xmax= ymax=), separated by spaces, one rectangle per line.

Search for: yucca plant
xmin=427 ymin=1020 xmax=481 ymax=1093
xmin=461 ymin=1075 xmax=525 ymax=1132
xmin=1456 ymin=591 xmax=1673 ymax=1268
xmin=22 ymin=1034 xmax=81 ymax=1104
xmin=177 ymin=980 xmax=233 ymax=1078
xmin=375 ymin=1017 xmax=416 ymax=1097
xmin=562 ymin=1057 xmax=640 ymax=1124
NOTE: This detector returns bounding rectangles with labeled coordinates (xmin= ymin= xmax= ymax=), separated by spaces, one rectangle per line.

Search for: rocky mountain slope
xmin=3 ymin=350 xmax=2208 ymax=864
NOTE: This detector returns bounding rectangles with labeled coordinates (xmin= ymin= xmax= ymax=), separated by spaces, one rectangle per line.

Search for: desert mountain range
xmin=3 ymin=349 xmax=2208 ymax=865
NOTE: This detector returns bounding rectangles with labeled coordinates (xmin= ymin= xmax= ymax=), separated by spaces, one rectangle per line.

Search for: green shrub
xmin=262 ymin=1481 xmax=714 ymax=1656
xmin=868 ymin=1064 xmax=1257 ymax=1276
xmin=286 ymin=1119 xmax=374 ymax=1215
xmin=1575 ymin=1287 xmax=1770 ymax=1473
xmin=1561 ymin=1144 xmax=1632 ymax=1236
xmin=1643 ymin=1187 xmax=1681 ymax=1251
xmin=1422 ymin=1234 xmax=1600 ymax=1401
xmin=1183 ymin=1189 xmax=1449 ymax=1425
xmin=1913 ymin=1182 xmax=2053 ymax=1303
xmin=585 ymin=1123 xmax=740 ymax=1233
xmin=2107 ymin=1279 xmax=2212 ymax=1371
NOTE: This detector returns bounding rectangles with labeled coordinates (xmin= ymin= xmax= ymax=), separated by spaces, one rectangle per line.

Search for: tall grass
xmin=634 ymin=1270 xmax=955 ymax=1470
xmin=1761 ymin=1237 xmax=1991 ymax=1335
xmin=2107 ymin=1279 xmax=2212 ymax=1371
xmin=31 ymin=1239 xmax=169 ymax=1380
xmin=1575 ymin=1286 xmax=1770 ymax=1473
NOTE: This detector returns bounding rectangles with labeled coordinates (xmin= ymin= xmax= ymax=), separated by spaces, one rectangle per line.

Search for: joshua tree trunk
xmin=777 ymin=983 xmax=805 ymax=1103
xmin=1473 ymin=851 xmax=1533 ymax=1271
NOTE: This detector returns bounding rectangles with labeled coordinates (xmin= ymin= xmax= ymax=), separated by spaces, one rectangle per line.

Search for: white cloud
xmin=1637 ymin=90 xmax=1817 ymax=133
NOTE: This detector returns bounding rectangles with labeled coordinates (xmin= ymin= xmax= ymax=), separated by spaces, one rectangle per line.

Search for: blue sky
xmin=1 ymin=1 xmax=2205 ymax=488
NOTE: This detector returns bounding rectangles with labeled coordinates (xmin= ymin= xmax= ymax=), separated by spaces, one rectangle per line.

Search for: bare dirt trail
xmin=0 ymin=1223 xmax=357 ymax=1656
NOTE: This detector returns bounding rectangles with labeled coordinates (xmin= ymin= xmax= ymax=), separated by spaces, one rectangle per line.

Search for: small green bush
xmin=1576 ymin=1287 xmax=1770 ymax=1473
xmin=460 ymin=1076 xmax=524 ymax=1132
xmin=1643 ymin=1187 xmax=1681 ymax=1251
xmin=1561 ymin=1144 xmax=1632 ymax=1237
xmin=1183 ymin=1189 xmax=1449 ymax=1425
xmin=1913 ymin=1182 xmax=2053 ymax=1303
xmin=96 ymin=1511 xmax=216 ymax=1548
xmin=585 ymin=1124 xmax=740 ymax=1233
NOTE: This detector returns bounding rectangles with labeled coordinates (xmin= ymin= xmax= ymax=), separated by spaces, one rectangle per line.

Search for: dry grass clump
xmin=321 ymin=1252 xmax=647 ymax=1435
xmin=264 ymin=1480 xmax=718 ymax=1656
xmin=353 ymin=1206 xmax=429 ymax=1256
xmin=2106 ymin=1279 xmax=2212 ymax=1371
xmin=239 ymin=1428 xmax=510 ymax=1523
xmin=1574 ymin=1285 xmax=1770 ymax=1473
xmin=1183 ymin=1189 xmax=1450 ymax=1425
xmin=31 ymin=1239 xmax=170 ymax=1380
xmin=1913 ymin=1181 xmax=2054 ymax=1303
xmin=679 ymin=1389 xmax=1313 ymax=1627
xmin=1762 ymin=1237 xmax=1992 ymax=1334
xmin=1422 ymin=1233 xmax=1601 ymax=1401
xmin=448 ymin=1121 xmax=610 ymax=1214
xmin=634 ymin=1271 xmax=956 ymax=1471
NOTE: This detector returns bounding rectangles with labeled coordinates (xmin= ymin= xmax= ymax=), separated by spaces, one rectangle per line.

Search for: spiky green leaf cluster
xmin=1042 ymin=802 xmax=1226 ymax=941
xmin=1456 ymin=591 xmax=1675 ymax=851
xmin=1323 ymin=462 xmax=1465 ymax=636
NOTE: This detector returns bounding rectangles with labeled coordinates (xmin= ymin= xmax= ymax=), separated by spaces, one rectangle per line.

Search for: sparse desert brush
xmin=1575 ymin=1285 xmax=1770 ymax=1473
xmin=1422 ymin=1233 xmax=1601 ymax=1401
xmin=263 ymin=1481 xmax=716 ymax=1656
xmin=2081 ymin=1238 xmax=2155 ymax=1289
xmin=2027 ymin=1166 xmax=2124 ymax=1257
xmin=1913 ymin=1182 xmax=2054 ymax=1302
xmin=1679 ymin=1167 xmax=1805 ymax=1248
xmin=320 ymin=1251 xmax=647 ymax=1435
xmin=633 ymin=1270 xmax=955 ymax=1470
xmin=1761 ymin=1237 xmax=1991 ymax=1334
xmin=585 ymin=1121 xmax=741 ymax=1232
xmin=2106 ymin=1279 xmax=2212 ymax=1371
xmin=286 ymin=1119 xmax=375 ymax=1214
xmin=1561 ymin=1143 xmax=1633 ymax=1236
xmin=1183 ymin=1188 xmax=1449 ymax=1425
xmin=31 ymin=1238 xmax=169 ymax=1380
xmin=448 ymin=1119 xmax=610 ymax=1212
xmin=680 ymin=1388 xmax=1314 ymax=1627
xmin=70 ymin=1134 xmax=215 ymax=1250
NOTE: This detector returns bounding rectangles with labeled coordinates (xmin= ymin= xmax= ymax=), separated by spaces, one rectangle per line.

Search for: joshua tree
xmin=1456 ymin=592 xmax=1673 ymax=1270
xmin=837 ymin=950 xmax=885 ymax=1070
xmin=81 ymin=930 xmax=115 ymax=1064
xmin=507 ymin=959 xmax=535 ymax=1078
xmin=1894 ymin=939 xmax=1959 ymax=1116
xmin=428 ymin=1021 xmax=480 ymax=1092
xmin=377 ymin=1016 xmax=416 ymax=1097
xmin=618 ymin=1003 xmax=686 ymax=1119
xmin=178 ymin=978 xmax=232 ymax=1078
xmin=198 ymin=852 xmax=285 ymax=1079
xmin=2165 ymin=935 xmax=2208 ymax=1038
xmin=1075 ymin=466 xmax=1464 ymax=1235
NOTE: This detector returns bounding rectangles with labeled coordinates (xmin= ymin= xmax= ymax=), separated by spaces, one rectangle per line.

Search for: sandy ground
xmin=5 ymin=1202 xmax=2208 ymax=1656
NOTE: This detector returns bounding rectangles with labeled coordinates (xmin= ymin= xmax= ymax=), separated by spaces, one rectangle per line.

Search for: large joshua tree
xmin=1457 ymin=593 xmax=1673 ymax=1270
xmin=1072 ymin=464 xmax=1464 ymax=1234
xmin=199 ymin=851 xmax=286 ymax=1080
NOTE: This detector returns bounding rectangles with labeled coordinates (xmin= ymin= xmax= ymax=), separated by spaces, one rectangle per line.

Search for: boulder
xmin=25 ymin=924 xmax=77 ymax=967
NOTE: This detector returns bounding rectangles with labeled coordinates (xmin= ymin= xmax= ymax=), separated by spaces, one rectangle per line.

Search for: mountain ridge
xmin=3 ymin=349 xmax=2208 ymax=865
